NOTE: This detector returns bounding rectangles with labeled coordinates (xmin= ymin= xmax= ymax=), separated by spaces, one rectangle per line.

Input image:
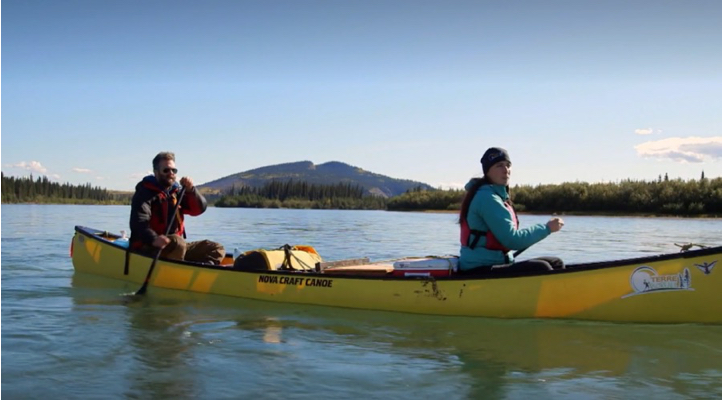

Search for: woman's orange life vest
xmin=460 ymin=198 xmax=519 ymax=253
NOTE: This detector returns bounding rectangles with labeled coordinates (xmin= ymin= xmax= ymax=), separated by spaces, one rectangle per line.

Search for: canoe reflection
xmin=71 ymin=273 xmax=722 ymax=398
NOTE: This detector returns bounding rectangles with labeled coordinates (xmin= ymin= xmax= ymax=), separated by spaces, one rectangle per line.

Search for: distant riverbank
xmin=4 ymin=175 xmax=721 ymax=218
xmin=387 ymin=178 xmax=722 ymax=217
xmin=2 ymin=200 xmax=719 ymax=219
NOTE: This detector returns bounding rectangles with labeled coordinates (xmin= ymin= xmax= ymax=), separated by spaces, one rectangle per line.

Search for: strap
xmin=169 ymin=193 xmax=178 ymax=234
xmin=123 ymin=248 xmax=131 ymax=275
xmin=175 ymin=207 xmax=186 ymax=239
xmin=467 ymin=229 xmax=486 ymax=250
xmin=278 ymin=244 xmax=315 ymax=271
xmin=286 ymin=247 xmax=315 ymax=270
xmin=168 ymin=191 xmax=186 ymax=239
xmin=468 ymin=229 xmax=510 ymax=263
xmin=280 ymin=244 xmax=294 ymax=270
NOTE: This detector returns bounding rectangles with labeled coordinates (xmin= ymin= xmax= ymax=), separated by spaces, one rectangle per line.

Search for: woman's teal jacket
xmin=459 ymin=180 xmax=550 ymax=270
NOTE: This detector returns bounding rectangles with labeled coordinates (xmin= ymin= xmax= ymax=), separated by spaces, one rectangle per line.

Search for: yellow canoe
xmin=71 ymin=226 xmax=721 ymax=324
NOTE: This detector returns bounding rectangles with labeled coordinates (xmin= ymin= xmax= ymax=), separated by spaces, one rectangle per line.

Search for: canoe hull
xmin=71 ymin=226 xmax=722 ymax=323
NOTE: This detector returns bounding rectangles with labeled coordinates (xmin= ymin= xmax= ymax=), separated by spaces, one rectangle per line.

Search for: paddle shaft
xmin=513 ymin=247 xmax=529 ymax=258
xmin=135 ymin=188 xmax=186 ymax=295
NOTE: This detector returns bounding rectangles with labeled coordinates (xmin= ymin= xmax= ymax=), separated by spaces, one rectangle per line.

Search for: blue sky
xmin=3 ymin=0 xmax=721 ymax=191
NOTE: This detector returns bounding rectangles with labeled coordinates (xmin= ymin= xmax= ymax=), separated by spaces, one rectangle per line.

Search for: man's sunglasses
xmin=160 ymin=168 xmax=178 ymax=174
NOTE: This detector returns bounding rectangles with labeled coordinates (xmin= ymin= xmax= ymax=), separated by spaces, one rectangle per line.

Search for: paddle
xmin=513 ymin=247 xmax=529 ymax=258
xmin=134 ymin=187 xmax=186 ymax=296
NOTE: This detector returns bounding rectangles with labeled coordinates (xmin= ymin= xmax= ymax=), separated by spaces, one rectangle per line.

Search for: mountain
xmin=198 ymin=161 xmax=434 ymax=198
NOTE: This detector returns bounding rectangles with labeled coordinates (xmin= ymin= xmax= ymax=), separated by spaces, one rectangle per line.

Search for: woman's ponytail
xmin=458 ymin=177 xmax=489 ymax=224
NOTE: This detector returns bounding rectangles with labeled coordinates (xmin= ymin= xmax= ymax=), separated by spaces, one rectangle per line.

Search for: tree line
xmin=1 ymin=173 xmax=130 ymax=204
xmin=387 ymin=178 xmax=722 ymax=216
xmin=215 ymin=180 xmax=387 ymax=210
xmin=4 ymin=172 xmax=720 ymax=216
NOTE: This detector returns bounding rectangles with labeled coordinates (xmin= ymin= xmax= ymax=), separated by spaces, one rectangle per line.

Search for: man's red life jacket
xmin=130 ymin=184 xmax=186 ymax=250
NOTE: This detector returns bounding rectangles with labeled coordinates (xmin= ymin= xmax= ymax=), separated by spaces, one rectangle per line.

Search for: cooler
xmin=390 ymin=257 xmax=459 ymax=277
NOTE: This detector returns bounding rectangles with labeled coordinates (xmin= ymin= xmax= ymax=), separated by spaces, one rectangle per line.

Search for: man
xmin=129 ymin=151 xmax=225 ymax=265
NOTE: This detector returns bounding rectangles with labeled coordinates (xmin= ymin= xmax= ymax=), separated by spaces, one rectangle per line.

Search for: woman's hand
xmin=547 ymin=217 xmax=565 ymax=233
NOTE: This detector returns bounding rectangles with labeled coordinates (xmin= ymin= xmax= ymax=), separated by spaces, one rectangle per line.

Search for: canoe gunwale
xmin=73 ymin=225 xmax=722 ymax=281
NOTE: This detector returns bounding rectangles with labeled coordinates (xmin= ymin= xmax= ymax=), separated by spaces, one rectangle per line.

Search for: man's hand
xmin=152 ymin=235 xmax=171 ymax=249
xmin=179 ymin=176 xmax=194 ymax=191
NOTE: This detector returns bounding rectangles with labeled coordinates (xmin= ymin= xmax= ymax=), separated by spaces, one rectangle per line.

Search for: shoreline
xmin=3 ymin=201 xmax=720 ymax=219
xmin=402 ymin=209 xmax=721 ymax=219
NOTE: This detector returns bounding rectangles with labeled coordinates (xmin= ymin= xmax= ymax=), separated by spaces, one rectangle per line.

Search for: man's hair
xmin=152 ymin=152 xmax=176 ymax=170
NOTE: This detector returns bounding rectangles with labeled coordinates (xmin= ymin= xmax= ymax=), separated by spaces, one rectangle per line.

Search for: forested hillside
xmin=199 ymin=161 xmax=434 ymax=197
xmin=215 ymin=180 xmax=387 ymax=209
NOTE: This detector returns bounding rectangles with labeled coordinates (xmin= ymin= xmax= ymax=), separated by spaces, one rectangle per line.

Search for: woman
xmin=458 ymin=147 xmax=565 ymax=274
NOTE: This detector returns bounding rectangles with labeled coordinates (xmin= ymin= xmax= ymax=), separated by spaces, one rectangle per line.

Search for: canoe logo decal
xmin=258 ymin=275 xmax=334 ymax=288
xmin=695 ymin=260 xmax=717 ymax=275
xmin=623 ymin=266 xmax=693 ymax=298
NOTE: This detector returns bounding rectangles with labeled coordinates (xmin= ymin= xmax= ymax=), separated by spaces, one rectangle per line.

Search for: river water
xmin=2 ymin=205 xmax=721 ymax=399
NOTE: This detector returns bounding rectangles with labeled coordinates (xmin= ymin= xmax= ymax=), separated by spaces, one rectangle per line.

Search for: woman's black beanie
xmin=480 ymin=147 xmax=511 ymax=175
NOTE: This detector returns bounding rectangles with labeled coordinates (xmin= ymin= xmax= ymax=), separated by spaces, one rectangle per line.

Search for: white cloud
xmin=635 ymin=136 xmax=722 ymax=163
xmin=437 ymin=182 xmax=466 ymax=190
xmin=73 ymin=167 xmax=92 ymax=173
xmin=634 ymin=128 xmax=654 ymax=135
xmin=130 ymin=171 xmax=152 ymax=179
xmin=9 ymin=161 xmax=48 ymax=173
xmin=49 ymin=174 xmax=61 ymax=180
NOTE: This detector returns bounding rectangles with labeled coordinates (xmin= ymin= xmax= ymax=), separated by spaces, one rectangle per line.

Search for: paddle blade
xmin=134 ymin=284 xmax=148 ymax=296
xmin=119 ymin=290 xmax=148 ymax=305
